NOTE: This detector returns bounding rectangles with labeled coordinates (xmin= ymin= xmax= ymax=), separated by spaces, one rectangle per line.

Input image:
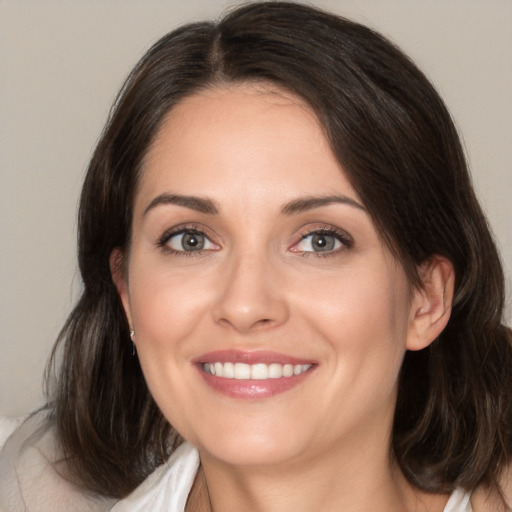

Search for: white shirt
xmin=0 ymin=413 xmax=473 ymax=512
xmin=112 ymin=442 xmax=199 ymax=512
xmin=113 ymin=441 xmax=472 ymax=512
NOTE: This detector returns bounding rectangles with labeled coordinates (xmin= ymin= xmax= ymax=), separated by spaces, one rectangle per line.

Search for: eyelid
xmin=289 ymin=224 xmax=354 ymax=254
xmin=156 ymin=222 xmax=352 ymax=256
xmin=157 ymin=224 xmax=220 ymax=253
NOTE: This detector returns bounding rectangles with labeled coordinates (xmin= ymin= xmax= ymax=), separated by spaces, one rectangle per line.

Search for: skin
xmin=112 ymin=83 xmax=455 ymax=512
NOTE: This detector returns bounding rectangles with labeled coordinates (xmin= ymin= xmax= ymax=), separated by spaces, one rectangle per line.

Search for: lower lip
xmin=197 ymin=367 xmax=314 ymax=399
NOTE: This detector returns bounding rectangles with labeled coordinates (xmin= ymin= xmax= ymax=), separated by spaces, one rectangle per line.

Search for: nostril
xmin=253 ymin=318 xmax=273 ymax=328
xmin=211 ymin=281 xmax=290 ymax=333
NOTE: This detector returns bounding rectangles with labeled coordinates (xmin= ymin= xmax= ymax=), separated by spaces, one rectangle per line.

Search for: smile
xmin=195 ymin=350 xmax=316 ymax=399
xmin=202 ymin=362 xmax=312 ymax=379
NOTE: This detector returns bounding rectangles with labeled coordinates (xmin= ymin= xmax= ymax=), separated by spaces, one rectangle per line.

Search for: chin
xmin=189 ymin=422 xmax=309 ymax=468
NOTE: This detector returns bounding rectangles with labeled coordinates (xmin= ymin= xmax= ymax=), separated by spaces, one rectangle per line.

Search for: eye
xmin=296 ymin=233 xmax=341 ymax=252
xmin=291 ymin=228 xmax=352 ymax=254
xmin=163 ymin=229 xmax=217 ymax=252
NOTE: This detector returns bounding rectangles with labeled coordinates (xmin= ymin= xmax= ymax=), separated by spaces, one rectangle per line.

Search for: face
xmin=115 ymin=84 xmax=421 ymax=470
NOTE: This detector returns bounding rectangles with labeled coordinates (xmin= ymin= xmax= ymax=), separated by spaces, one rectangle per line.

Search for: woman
xmin=1 ymin=2 xmax=510 ymax=511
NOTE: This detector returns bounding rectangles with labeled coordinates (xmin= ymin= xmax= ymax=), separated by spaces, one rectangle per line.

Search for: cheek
xmin=129 ymin=265 xmax=212 ymax=348
xmin=300 ymin=259 xmax=410 ymax=341
xmin=296 ymin=259 xmax=411 ymax=388
xmin=126 ymin=264 xmax=215 ymax=432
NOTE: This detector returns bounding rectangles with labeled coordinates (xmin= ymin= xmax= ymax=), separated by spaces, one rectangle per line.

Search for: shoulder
xmin=499 ymin=465 xmax=512 ymax=510
xmin=0 ymin=415 xmax=24 ymax=449
xmin=470 ymin=469 xmax=512 ymax=512
xmin=0 ymin=409 xmax=115 ymax=512
xmin=112 ymin=442 xmax=199 ymax=512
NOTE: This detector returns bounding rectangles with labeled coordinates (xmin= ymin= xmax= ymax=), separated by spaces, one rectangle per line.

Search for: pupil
xmin=312 ymin=234 xmax=334 ymax=251
xmin=183 ymin=233 xmax=204 ymax=250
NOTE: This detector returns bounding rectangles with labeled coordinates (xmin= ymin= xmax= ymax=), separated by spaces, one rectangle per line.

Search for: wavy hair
xmin=45 ymin=1 xmax=512 ymax=498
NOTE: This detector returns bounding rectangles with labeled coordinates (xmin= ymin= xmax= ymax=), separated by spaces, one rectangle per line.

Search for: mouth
xmin=202 ymin=361 xmax=312 ymax=379
xmin=193 ymin=350 xmax=316 ymax=399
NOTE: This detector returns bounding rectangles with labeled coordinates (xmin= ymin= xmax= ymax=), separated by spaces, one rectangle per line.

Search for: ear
xmin=406 ymin=255 xmax=455 ymax=351
xmin=110 ymin=248 xmax=133 ymax=329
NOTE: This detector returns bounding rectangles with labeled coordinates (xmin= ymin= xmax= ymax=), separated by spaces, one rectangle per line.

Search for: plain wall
xmin=1 ymin=0 xmax=511 ymax=418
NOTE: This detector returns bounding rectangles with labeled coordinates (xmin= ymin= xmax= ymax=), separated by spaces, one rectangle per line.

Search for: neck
xmin=187 ymin=428 xmax=448 ymax=512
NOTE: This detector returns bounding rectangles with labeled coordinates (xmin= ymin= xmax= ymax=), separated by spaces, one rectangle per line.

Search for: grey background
xmin=1 ymin=0 xmax=511 ymax=417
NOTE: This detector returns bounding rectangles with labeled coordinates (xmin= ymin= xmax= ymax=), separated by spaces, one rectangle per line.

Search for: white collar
xmin=444 ymin=487 xmax=473 ymax=512
xmin=111 ymin=442 xmax=199 ymax=512
xmin=111 ymin=442 xmax=471 ymax=512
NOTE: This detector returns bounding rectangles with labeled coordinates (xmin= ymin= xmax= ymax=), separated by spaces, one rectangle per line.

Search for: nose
xmin=211 ymin=251 xmax=289 ymax=334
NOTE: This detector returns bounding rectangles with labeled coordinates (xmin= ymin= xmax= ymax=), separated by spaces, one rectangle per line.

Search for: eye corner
xmin=157 ymin=225 xmax=220 ymax=255
xmin=289 ymin=225 xmax=354 ymax=256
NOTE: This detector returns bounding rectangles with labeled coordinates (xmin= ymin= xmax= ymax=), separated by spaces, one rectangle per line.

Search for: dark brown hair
xmin=46 ymin=1 xmax=512 ymax=498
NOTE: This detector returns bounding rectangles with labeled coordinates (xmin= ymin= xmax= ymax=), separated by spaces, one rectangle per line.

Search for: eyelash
xmin=157 ymin=226 xmax=217 ymax=257
xmin=292 ymin=226 xmax=353 ymax=257
xmin=157 ymin=225 xmax=353 ymax=257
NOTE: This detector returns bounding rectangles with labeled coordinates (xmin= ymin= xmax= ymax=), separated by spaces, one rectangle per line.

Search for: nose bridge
xmin=212 ymin=245 xmax=288 ymax=333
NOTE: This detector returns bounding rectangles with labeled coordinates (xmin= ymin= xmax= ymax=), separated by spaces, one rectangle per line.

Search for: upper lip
xmin=192 ymin=350 xmax=316 ymax=366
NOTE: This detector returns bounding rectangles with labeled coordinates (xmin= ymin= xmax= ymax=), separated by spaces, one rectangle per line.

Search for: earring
xmin=130 ymin=330 xmax=136 ymax=356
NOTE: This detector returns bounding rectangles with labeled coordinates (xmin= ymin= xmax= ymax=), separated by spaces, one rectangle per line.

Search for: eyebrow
xmin=143 ymin=193 xmax=365 ymax=217
xmin=144 ymin=193 xmax=219 ymax=215
xmin=281 ymin=195 xmax=366 ymax=215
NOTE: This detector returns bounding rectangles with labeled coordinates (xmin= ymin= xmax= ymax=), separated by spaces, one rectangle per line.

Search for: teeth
xmin=251 ymin=363 xmax=268 ymax=380
xmin=268 ymin=363 xmax=283 ymax=378
xmin=202 ymin=362 xmax=312 ymax=379
xmin=234 ymin=363 xmax=251 ymax=379
xmin=223 ymin=362 xmax=234 ymax=378
xmin=283 ymin=364 xmax=294 ymax=377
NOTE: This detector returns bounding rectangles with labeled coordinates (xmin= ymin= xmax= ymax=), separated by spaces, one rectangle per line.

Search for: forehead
xmin=137 ymin=83 xmax=359 ymax=209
